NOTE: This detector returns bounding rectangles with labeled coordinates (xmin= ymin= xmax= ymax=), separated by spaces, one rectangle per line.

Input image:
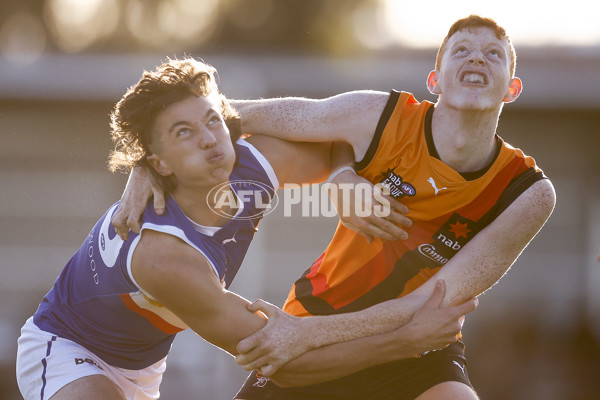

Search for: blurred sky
xmin=1 ymin=0 xmax=599 ymax=67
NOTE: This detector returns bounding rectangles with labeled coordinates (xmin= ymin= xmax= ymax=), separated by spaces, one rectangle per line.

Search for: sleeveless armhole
xmin=355 ymin=90 xmax=401 ymax=171
xmin=236 ymin=138 xmax=280 ymax=191
xmin=126 ymin=224 xmax=221 ymax=301
xmin=477 ymin=168 xmax=547 ymax=227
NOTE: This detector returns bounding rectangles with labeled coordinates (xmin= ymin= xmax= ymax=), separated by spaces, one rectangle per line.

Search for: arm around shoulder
xmin=233 ymin=91 xmax=389 ymax=157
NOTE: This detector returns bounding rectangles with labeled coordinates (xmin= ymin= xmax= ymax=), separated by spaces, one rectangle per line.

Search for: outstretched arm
xmin=249 ymin=281 xmax=477 ymax=387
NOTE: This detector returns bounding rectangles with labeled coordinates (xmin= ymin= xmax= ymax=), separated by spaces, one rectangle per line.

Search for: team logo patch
xmin=252 ymin=371 xmax=270 ymax=388
xmin=378 ymin=169 xmax=416 ymax=199
xmin=415 ymin=213 xmax=476 ymax=266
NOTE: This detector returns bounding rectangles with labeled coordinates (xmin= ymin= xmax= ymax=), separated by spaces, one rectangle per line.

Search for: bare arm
xmin=255 ymin=281 xmax=477 ymax=387
xmin=236 ymin=178 xmax=556 ymax=383
xmin=131 ymin=230 xmax=267 ymax=354
xmin=231 ymin=90 xmax=389 ymax=161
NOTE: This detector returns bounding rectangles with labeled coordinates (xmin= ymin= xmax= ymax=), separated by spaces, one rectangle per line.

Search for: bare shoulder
xmin=133 ymin=229 xmax=190 ymax=266
xmin=245 ymin=135 xmax=331 ymax=185
xmin=131 ymin=229 xmax=218 ymax=293
xmin=517 ymin=178 xmax=556 ymax=218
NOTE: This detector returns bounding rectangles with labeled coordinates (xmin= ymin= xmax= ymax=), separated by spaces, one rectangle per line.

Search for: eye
xmin=487 ymin=48 xmax=502 ymax=58
xmin=207 ymin=115 xmax=223 ymax=126
xmin=176 ymin=127 xmax=192 ymax=137
xmin=455 ymin=46 xmax=469 ymax=54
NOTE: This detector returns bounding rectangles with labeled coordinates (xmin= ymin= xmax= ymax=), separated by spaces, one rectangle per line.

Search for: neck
xmin=431 ymin=102 xmax=501 ymax=173
xmin=172 ymin=183 xmax=238 ymax=227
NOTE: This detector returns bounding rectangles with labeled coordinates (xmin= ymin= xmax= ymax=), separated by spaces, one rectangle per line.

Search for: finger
xmin=353 ymin=221 xmax=397 ymax=242
xmin=112 ymin=212 xmax=130 ymax=240
xmin=152 ymin=187 xmax=165 ymax=215
xmin=423 ymin=280 xmax=445 ymax=308
xmin=260 ymin=363 xmax=279 ymax=377
xmin=127 ymin=215 xmax=142 ymax=234
xmin=240 ymin=355 xmax=271 ymax=372
xmin=235 ymin=345 xmax=264 ymax=364
xmin=246 ymin=299 xmax=279 ymax=318
xmin=384 ymin=195 xmax=409 ymax=214
xmin=364 ymin=215 xmax=409 ymax=240
xmin=237 ymin=333 xmax=260 ymax=354
xmin=451 ymin=297 xmax=479 ymax=317
xmin=377 ymin=209 xmax=412 ymax=229
xmin=356 ymin=230 xmax=374 ymax=244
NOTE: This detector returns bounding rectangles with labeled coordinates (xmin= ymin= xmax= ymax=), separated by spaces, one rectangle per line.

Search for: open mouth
xmin=460 ymin=71 xmax=487 ymax=85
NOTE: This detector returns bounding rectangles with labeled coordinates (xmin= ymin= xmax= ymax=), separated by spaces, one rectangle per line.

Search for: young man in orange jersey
xmin=115 ymin=15 xmax=555 ymax=400
xmin=228 ymin=15 xmax=555 ymax=400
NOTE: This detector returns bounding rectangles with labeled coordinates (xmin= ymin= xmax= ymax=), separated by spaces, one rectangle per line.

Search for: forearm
xmin=271 ymin=327 xmax=419 ymax=387
xmin=231 ymin=98 xmax=333 ymax=142
xmin=299 ymin=293 xmax=427 ymax=350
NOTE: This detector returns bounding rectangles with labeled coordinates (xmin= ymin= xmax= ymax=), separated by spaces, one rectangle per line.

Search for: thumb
xmin=246 ymin=299 xmax=279 ymax=318
xmin=423 ymin=280 xmax=445 ymax=308
xmin=152 ymin=187 xmax=166 ymax=215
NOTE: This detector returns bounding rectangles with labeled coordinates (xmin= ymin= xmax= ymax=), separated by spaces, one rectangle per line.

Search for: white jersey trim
xmin=126 ymin=223 xmax=220 ymax=301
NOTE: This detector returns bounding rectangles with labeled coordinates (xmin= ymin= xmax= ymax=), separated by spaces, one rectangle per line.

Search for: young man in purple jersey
xmin=16 ymin=58 xmax=476 ymax=400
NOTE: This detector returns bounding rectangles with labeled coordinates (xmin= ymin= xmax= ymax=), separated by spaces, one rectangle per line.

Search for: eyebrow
xmin=168 ymin=108 xmax=218 ymax=134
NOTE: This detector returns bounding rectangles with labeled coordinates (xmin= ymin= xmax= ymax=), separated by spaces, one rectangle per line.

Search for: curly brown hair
xmin=108 ymin=58 xmax=241 ymax=191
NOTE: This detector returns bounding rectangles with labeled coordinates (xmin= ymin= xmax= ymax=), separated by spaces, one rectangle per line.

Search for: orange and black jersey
xmin=283 ymin=90 xmax=547 ymax=317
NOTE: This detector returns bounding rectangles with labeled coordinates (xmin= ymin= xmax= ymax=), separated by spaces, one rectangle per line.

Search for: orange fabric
xmin=120 ymin=293 xmax=184 ymax=335
xmin=283 ymin=91 xmax=543 ymax=317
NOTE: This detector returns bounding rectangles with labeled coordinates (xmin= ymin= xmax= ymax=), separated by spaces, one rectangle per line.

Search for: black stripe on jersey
xmin=294 ymin=251 xmax=434 ymax=315
xmin=294 ymin=167 xmax=546 ymax=316
xmin=474 ymin=167 xmax=546 ymax=230
xmin=355 ymin=90 xmax=401 ymax=171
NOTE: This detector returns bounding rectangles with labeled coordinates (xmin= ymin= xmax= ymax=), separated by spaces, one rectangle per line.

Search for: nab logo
xmin=207 ymin=180 xmax=278 ymax=220
xmin=432 ymin=213 xmax=475 ymax=254
xmin=378 ymin=169 xmax=416 ymax=199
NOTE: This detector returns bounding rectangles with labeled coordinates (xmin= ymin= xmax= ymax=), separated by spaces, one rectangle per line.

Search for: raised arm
xmin=131 ymin=230 xmax=267 ymax=355
xmin=231 ymin=90 xmax=388 ymax=161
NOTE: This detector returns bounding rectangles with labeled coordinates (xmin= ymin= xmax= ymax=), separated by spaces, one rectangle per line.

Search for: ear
xmin=427 ymin=70 xmax=441 ymax=95
xmin=503 ymin=77 xmax=522 ymax=103
xmin=146 ymin=154 xmax=173 ymax=177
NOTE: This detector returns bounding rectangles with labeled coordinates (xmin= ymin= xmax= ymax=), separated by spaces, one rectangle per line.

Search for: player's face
xmin=433 ymin=27 xmax=515 ymax=111
xmin=148 ymin=93 xmax=236 ymax=190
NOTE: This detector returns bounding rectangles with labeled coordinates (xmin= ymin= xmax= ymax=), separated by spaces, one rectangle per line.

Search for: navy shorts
xmin=235 ymin=341 xmax=473 ymax=400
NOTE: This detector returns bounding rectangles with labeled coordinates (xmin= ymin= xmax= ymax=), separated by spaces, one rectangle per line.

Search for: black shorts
xmin=235 ymin=341 xmax=473 ymax=400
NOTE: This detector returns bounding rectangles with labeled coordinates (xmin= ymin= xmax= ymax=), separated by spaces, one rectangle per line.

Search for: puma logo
xmin=427 ymin=177 xmax=447 ymax=196
xmin=453 ymin=360 xmax=467 ymax=376
xmin=222 ymin=232 xmax=237 ymax=245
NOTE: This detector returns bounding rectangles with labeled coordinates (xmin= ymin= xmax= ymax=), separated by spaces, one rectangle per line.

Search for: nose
xmin=468 ymin=50 xmax=485 ymax=66
xmin=197 ymin=127 xmax=217 ymax=149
